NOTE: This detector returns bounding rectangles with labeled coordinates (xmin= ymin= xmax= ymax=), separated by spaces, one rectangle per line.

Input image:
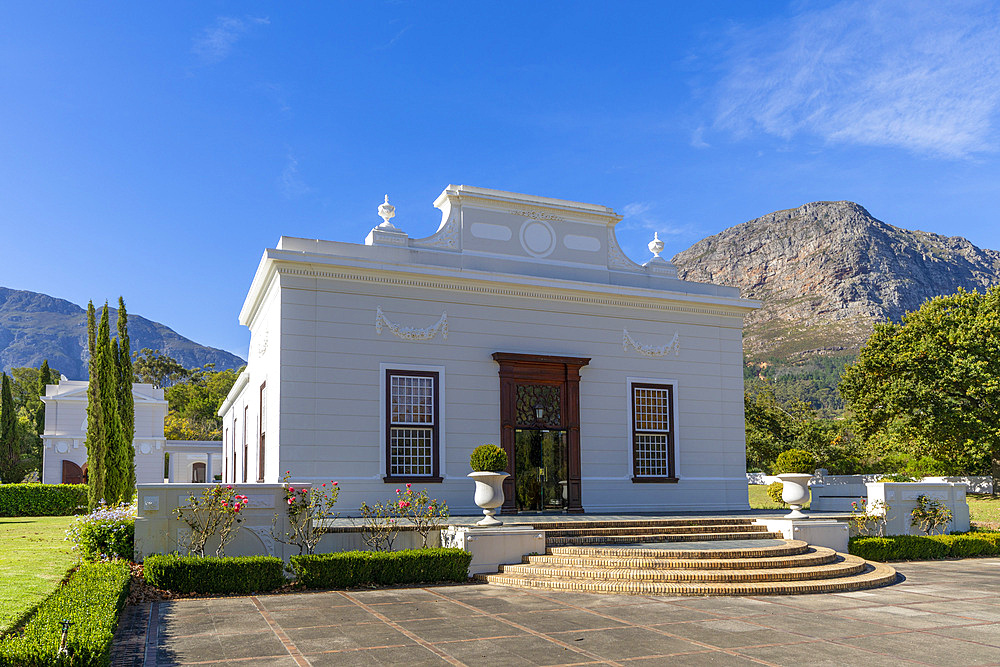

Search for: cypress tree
xmin=116 ymin=297 xmax=136 ymax=495
xmin=98 ymin=305 xmax=126 ymax=504
xmin=0 ymin=373 xmax=18 ymax=483
xmin=35 ymin=359 xmax=51 ymax=436
xmin=85 ymin=302 xmax=107 ymax=508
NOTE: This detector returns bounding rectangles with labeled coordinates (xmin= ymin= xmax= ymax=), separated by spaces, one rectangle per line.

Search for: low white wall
xmin=134 ymin=483 xmax=444 ymax=561
xmin=135 ymin=483 xmax=306 ymax=562
xmin=810 ymin=474 xmax=992 ymax=512
xmin=866 ymin=482 xmax=971 ymax=535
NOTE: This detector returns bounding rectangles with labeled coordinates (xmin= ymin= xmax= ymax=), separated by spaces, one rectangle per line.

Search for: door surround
xmin=492 ymin=352 xmax=590 ymax=514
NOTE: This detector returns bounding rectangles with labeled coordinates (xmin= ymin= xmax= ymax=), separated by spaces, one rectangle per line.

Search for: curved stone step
xmin=531 ymin=545 xmax=838 ymax=570
xmin=546 ymin=530 xmax=785 ymax=547
xmin=499 ymin=553 xmax=866 ymax=583
xmin=548 ymin=539 xmax=810 ymax=559
xmin=479 ymin=560 xmax=898 ymax=596
xmin=513 ymin=518 xmax=759 ymax=530
xmin=543 ymin=524 xmax=774 ymax=538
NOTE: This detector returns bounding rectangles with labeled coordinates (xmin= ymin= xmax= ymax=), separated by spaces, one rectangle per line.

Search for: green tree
xmin=99 ymin=309 xmax=127 ymax=505
xmin=744 ymin=381 xmax=793 ymax=472
xmin=840 ymin=288 xmax=1000 ymax=486
xmin=116 ymin=297 xmax=135 ymax=493
xmin=86 ymin=301 xmax=107 ymax=509
xmin=164 ymin=365 xmax=242 ymax=440
xmin=36 ymin=359 xmax=52 ymax=435
xmin=133 ymin=348 xmax=188 ymax=389
xmin=0 ymin=373 xmax=18 ymax=483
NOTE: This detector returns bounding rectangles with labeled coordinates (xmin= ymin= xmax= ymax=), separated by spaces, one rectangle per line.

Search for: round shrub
xmin=766 ymin=482 xmax=785 ymax=504
xmin=470 ymin=444 xmax=508 ymax=472
xmin=67 ymin=503 xmax=136 ymax=561
xmin=773 ymin=449 xmax=816 ymax=474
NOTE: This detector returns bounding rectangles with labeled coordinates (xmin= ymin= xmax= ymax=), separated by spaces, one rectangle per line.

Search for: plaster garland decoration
xmin=375 ymin=306 xmax=449 ymax=341
xmin=622 ymin=329 xmax=680 ymax=357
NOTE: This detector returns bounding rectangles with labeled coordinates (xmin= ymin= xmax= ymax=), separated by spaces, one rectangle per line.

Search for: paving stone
xmin=306 ymin=645 xmax=450 ymax=666
xmin=734 ymin=639 xmax=918 ymax=666
xmin=367 ymin=599 xmax=484 ymax=621
xmin=653 ymin=617 xmax=808 ymax=649
xmin=838 ymin=630 xmax=1000 ymax=665
xmin=265 ymin=605 xmax=377 ymax=628
xmin=283 ymin=621 xmax=414 ymax=653
xmin=397 ymin=616 xmax=529 ymax=642
xmin=549 ymin=625 xmax=711 ymax=660
xmin=434 ymin=634 xmax=598 ymax=666
xmin=925 ymin=622 xmax=1000 ymax=646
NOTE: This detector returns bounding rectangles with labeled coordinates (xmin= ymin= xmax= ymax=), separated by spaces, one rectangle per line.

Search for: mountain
xmin=671 ymin=201 xmax=1000 ymax=362
xmin=0 ymin=287 xmax=246 ymax=379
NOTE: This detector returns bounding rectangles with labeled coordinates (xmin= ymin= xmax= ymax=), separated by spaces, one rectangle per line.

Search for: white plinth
xmin=442 ymin=525 xmax=545 ymax=575
xmin=755 ymin=518 xmax=849 ymax=553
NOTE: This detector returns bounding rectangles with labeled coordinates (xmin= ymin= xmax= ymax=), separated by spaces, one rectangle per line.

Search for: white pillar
xmin=167 ymin=452 xmax=174 ymax=483
xmin=205 ymin=453 xmax=213 ymax=482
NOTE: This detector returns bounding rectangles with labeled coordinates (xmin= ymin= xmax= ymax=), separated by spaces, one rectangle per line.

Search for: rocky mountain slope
xmin=671 ymin=201 xmax=1000 ymax=361
xmin=0 ymin=287 xmax=245 ymax=379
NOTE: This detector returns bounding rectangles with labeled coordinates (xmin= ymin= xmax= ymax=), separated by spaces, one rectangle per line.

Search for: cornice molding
xmin=275 ymin=266 xmax=754 ymax=319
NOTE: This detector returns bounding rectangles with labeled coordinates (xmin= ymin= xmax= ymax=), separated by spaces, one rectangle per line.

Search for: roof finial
xmin=648 ymin=232 xmax=664 ymax=258
xmin=377 ymin=194 xmax=397 ymax=229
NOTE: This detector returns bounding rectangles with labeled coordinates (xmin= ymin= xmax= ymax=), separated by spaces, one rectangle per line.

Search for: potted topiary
xmin=773 ymin=448 xmax=816 ymax=519
xmin=468 ymin=444 xmax=509 ymax=527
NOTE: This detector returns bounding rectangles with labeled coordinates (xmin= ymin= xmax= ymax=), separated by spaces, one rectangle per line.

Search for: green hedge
xmin=143 ymin=554 xmax=285 ymax=594
xmin=0 ymin=484 xmax=88 ymax=517
xmin=290 ymin=548 xmax=472 ymax=589
xmin=850 ymin=532 xmax=1000 ymax=561
xmin=0 ymin=560 xmax=131 ymax=667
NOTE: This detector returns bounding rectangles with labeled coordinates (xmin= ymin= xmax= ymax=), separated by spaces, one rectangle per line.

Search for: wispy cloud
xmin=373 ymin=24 xmax=412 ymax=51
xmin=620 ymin=202 xmax=697 ymax=236
xmin=193 ymin=16 xmax=270 ymax=64
xmin=279 ymin=151 xmax=311 ymax=199
xmin=713 ymin=0 xmax=1000 ymax=158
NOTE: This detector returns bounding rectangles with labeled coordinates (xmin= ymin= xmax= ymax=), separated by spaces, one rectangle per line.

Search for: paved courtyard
xmin=118 ymin=558 xmax=1000 ymax=666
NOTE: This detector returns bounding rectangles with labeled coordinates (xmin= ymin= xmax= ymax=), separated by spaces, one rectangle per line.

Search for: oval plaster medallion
xmin=56 ymin=440 xmax=69 ymax=453
xmin=519 ymin=219 xmax=556 ymax=258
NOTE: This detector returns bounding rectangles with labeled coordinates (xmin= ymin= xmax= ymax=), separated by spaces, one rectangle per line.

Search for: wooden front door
xmin=493 ymin=352 xmax=589 ymax=514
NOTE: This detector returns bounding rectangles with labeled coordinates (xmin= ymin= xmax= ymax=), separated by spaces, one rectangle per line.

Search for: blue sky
xmin=3 ymin=1 xmax=1000 ymax=359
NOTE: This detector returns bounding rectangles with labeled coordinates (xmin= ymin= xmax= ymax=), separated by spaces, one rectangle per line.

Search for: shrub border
xmin=0 ymin=560 xmax=131 ymax=667
xmin=849 ymin=532 xmax=1000 ymax=561
xmin=143 ymin=554 xmax=285 ymax=594
xmin=290 ymin=548 xmax=472 ymax=589
xmin=0 ymin=484 xmax=88 ymax=517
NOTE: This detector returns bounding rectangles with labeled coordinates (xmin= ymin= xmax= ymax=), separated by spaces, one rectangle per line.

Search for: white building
xmin=41 ymin=381 xmax=221 ymax=485
xmin=219 ymin=185 xmax=759 ymax=513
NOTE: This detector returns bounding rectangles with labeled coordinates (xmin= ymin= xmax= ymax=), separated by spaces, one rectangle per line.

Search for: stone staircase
xmin=478 ymin=518 xmax=898 ymax=596
xmin=537 ymin=517 xmax=780 ymax=547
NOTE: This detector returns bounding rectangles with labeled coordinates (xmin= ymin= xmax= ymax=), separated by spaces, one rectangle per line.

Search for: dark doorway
xmin=514 ymin=429 xmax=569 ymax=511
xmin=62 ymin=460 xmax=84 ymax=485
xmin=493 ymin=352 xmax=589 ymax=514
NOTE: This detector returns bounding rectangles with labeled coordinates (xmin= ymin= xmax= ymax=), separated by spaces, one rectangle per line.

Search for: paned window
xmin=257 ymin=383 xmax=266 ymax=483
xmin=385 ymin=370 xmax=440 ymax=481
xmin=631 ymin=383 xmax=676 ymax=482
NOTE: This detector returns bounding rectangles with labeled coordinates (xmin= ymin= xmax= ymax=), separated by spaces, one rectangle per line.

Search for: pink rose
xmin=287 ymin=499 xmax=293 ymax=504
xmin=406 ymin=483 xmax=411 ymax=488
xmin=332 ymin=482 xmax=337 ymax=486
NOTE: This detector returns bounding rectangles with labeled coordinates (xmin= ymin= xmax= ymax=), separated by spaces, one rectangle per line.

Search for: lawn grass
xmin=969 ymin=493 xmax=1000 ymax=530
xmin=0 ymin=516 xmax=77 ymax=635
xmin=747 ymin=484 xmax=810 ymax=510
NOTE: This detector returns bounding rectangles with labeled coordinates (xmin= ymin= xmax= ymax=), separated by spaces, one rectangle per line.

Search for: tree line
xmin=748 ymin=287 xmax=1000 ymax=486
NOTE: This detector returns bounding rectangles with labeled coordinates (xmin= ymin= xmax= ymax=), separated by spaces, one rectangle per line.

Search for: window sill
xmin=383 ymin=476 xmax=444 ymax=484
xmin=631 ymin=476 xmax=679 ymax=483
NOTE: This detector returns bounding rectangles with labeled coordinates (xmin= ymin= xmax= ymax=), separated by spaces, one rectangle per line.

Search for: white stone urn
xmin=468 ymin=471 xmax=509 ymax=527
xmin=777 ymin=473 xmax=812 ymax=519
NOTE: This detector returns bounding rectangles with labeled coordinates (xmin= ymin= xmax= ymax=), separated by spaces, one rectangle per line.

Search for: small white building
xmin=40 ymin=381 xmax=221 ymax=485
xmin=219 ymin=185 xmax=759 ymax=513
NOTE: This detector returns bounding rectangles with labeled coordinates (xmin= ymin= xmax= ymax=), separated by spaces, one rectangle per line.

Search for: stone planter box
xmin=865 ymin=482 xmax=970 ymax=535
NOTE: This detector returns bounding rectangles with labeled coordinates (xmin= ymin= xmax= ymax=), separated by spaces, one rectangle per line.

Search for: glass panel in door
xmin=514 ymin=429 xmax=568 ymax=512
